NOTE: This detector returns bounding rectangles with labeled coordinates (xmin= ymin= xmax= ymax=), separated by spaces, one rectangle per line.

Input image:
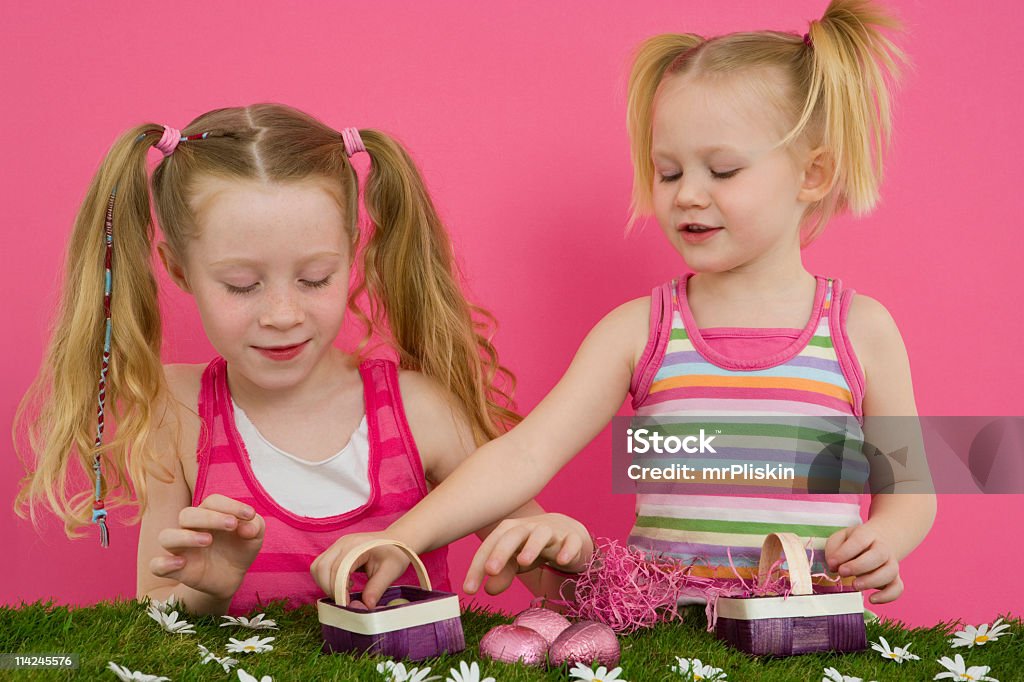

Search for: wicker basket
xmin=713 ymin=532 xmax=867 ymax=656
xmin=317 ymin=539 xmax=465 ymax=661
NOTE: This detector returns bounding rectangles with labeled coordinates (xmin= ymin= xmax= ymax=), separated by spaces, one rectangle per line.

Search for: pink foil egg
xmin=513 ymin=607 xmax=572 ymax=645
xmin=347 ymin=599 xmax=369 ymax=611
xmin=548 ymin=620 xmax=620 ymax=668
xmin=478 ymin=624 xmax=548 ymax=667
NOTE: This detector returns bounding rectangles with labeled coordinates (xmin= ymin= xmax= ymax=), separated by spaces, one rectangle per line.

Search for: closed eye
xmin=658 ymin=172 xmax=682 ymax=183
xmin=711 ymin=169 xmax=741 ymax=179
xmin=301 ymin=276 xmax=332 ymax=289
xmin=225 ymin=283 xmax=259 ymax=295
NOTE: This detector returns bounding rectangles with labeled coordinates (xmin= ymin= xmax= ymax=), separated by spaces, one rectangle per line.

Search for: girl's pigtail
xmin=626 ymin=33 xmax=705 ymax=228
xmin=796 ymin=0 xmax=906 ymax=237
xmin=15 ymin=125 xmax=167 ymax=537
xmin=355 ymin=130 xmax=519 ymax=445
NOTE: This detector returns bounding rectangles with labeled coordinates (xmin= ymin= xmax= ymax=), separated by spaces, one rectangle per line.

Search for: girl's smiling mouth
xmin=678 ymin=223 xmax=724 ymax=242
xmin=254 ymin=340 xmax=310 ymax=361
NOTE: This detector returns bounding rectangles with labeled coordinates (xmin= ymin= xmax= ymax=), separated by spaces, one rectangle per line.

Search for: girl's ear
xmin=157 ymin=241 xmax=192 ymax=293
xmin=798 ymin=147 xmax=837 ymax=204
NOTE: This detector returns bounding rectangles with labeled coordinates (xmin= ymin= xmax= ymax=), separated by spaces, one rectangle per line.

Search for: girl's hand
xmin=464 ymin=513 xmax=594 ymax=596
xmin=825 ymin=524 xmax=903 ymax=604
xmin=311 ymin=532 xmax=412 ymax=609
xmin=149 ymin=494 xmax=265 ymax=602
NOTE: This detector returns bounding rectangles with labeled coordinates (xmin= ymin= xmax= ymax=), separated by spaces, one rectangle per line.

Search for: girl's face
xmin=650 ymin=71 xmax=816 ymax=275
xmin=160 ymin=176 xmax=352 ymax=393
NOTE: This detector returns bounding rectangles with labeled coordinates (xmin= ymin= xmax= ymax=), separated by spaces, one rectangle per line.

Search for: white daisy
xmin=198 ymin=644 xmax=239 ymax=672
xmin=378 ymin=661 xmax=439 ymax=682
xmin=569 ymin=662 xmax=627 ymax=682
xmin=669 ymin=657 xmax=727 ymax=681
xmin=822 ymin=668 xmax=876 ymax=682
xmin=870 ymin=636 xmax=921 ymax=663
xmin=220 ymin=613 xmax=279 ymax=630
xmin=445 ymin=661 xmax=497 ymax=682
xmin=146 ymin=607 xmax=196 ymax=635
xmin=935 ymin=654 xmax=999 ymax=681
xmin=106 ymin=661 xmax=170 ymax=681
xmin=950 ymin=619 xmax=1012 ymax=648
xmin=146 ymin=594 xmax=180 ymax=614
xmin=226 ymin=635 xmax=276 ymax=654
xmin=238 ymin=670 xmax=273 ymax=682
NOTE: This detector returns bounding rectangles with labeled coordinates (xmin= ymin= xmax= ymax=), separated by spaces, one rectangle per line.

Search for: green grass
xmin=1 ymin=600 xmax=1020 ymax=681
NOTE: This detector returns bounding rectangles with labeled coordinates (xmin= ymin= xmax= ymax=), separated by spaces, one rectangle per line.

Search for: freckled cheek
xmin=305 ymin=283 xmax=351 ymax=321
xmin=310 ymin=296 xmax=350 ymax=325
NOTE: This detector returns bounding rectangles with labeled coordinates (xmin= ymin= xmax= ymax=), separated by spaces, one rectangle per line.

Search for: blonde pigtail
xmin=796 ymin=0 xmax=906 ymax=238
xmin=356 ymin=130 xmax=519 ymax=445
xmin=15 ymin=126 xmax=168 ymax=536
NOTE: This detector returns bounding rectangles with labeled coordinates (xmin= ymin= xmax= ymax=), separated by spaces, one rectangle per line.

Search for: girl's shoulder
xmin=396 ymin=369 xmax=474 ymax=486
xmin=153 ymin=363 xmax=206 ymax=481
xmin=844 ymin=294 xmax=906 ymax=368
xmin=600 ymin=295 xmax=657 ymax=371
xmin=843 ymin=294 xmax=914 ymax=413
xmin=591 ymin=295 xmax=652 ymax=338
xmin=163 ymin=363 xmax=205 ymax=413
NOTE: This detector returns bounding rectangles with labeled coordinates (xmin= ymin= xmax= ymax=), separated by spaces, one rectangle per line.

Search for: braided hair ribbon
xmin=91 ymin=189 xmax=116 ymax=547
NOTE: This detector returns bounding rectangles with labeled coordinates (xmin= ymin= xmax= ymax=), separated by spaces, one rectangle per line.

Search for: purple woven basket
xmin=712 ymin=533 xmax=866 ymax=657
xmin=317 ymin=539 xmax=465 ymax=661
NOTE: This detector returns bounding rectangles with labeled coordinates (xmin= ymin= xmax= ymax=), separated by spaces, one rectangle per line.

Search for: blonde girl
xmin=15 ymin=104 xmax=590 ymax=615
xmin=324 ymin=0 xmax=935 ymax=610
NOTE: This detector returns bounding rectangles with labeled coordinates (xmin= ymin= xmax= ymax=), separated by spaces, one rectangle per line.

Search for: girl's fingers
xmin=157 ymin=528 xmax=213 ymax=552
xmin=823 ymin=527 xmax=853 ymax=571
xmin=517 ymin=526 xmax=554 ymax=567
xmin=311 ymin=552 xmax=337 ymax=597
xmin=150 ymin=554 xmax=186 ymax=579
xmin=853 ymin=559 xmax=899 ymax=592
xmin=868 ymin=575 xmax=904 ymax=604
xmin=463 ymin=546 xmax=490 ymax=594
xmin=312 ymin=547 xmax=364 ymax=599
xmin=465 ymin=528 xmax=518 ymax=593
xmin=196 ymin=494 xmax=256 ymax=520
xmin=236 ymin=514 xmax=265 ymax=540
xmin=483 ymin=561 xmax=518 ymax=596
xmin=361 ymin=554 xmax=409 ymax=609
xmin=829 ymin=527 xmax=874 ymax=570
xmin=485 ymin=526 xmax=533 ymax=575
xmin=555 ymin=531 xmax=583 ymax=568
xmin=178 ymin=506 xmax=244 ymax=532
xmin=310 ymin=553 xmax=329 ymax=596
xmin=838 ymin=545 xmax=886 ymax=578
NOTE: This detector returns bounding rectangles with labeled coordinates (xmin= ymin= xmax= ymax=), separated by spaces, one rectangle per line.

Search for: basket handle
xmin=756 ymin=532 xmax=813 ymax=596
xmin=333 ymin=538 xmax=432 ymax=606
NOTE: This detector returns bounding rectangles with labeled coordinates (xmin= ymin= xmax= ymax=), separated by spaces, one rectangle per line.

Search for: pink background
xmin=3 ymin=1 xmax=1022 ymax=628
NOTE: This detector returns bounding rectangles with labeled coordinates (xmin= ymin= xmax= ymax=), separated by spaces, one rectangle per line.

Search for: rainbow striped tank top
xmin=627 ymin=274 xmax=868 ymax=591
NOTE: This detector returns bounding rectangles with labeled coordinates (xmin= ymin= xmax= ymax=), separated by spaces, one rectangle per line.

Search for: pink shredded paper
xmin=561 ymin=538 xmax=711 ymax=634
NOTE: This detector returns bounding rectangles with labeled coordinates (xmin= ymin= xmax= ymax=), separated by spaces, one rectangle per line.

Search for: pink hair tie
xmin=155 ymin=125 xmax=182 ymax=157
xmin=341 ymin=127 xmax=366 ymax=157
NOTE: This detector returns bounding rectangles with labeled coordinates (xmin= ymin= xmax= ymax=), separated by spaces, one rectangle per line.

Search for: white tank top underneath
xmin=233 ymin=401 xmax=371 ymax=518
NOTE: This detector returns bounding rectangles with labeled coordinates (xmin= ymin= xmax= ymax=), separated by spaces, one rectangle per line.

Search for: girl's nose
xmin=259 ymin=289 xmax=305 ymax=329
xmin=674 ymin=175 xmax=710 ymax=210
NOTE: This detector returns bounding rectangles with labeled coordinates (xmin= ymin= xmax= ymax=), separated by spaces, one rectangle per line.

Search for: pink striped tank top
xmin=194 ymin=357 xmax=451 ymax=615
xmin=628 ymin=274 xmax=868 ymax=589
